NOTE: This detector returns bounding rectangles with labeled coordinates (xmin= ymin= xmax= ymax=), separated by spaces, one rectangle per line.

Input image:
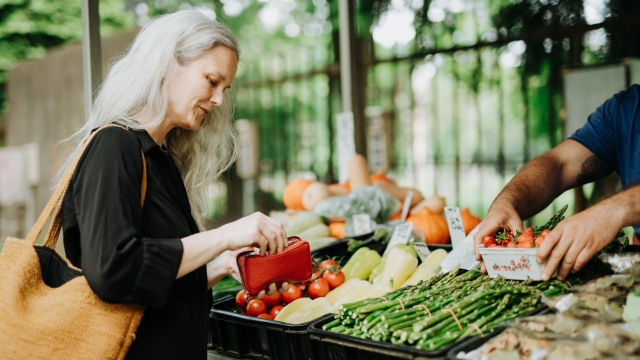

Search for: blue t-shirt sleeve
xmin=569 ymin=91 xmax=620 ymax=172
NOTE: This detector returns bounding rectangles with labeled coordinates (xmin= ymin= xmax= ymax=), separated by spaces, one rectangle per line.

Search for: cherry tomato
xmin=281 ymin=285 xmax=303 ymax=304
xmin=270 ymin=305 xmax=284 ymax=318
xmin=257 ymin=313 xmax=274 ymax=320
xmin=319 ymin=260 xmax=340 ymax=270
xmin=246 ymin=299 xmax=267 ymax=317
xmin=322 ymin=270 xmax=345 ymax=290
xmin=260 ymin=291 xmax=282 ymax=307
xmin=304 ymin=270 xmax=322 ymax=286
xmin=235 ymin=290 xmax=253 ymax=310
xmin=308 ymin=278 xmax=330 ymax=299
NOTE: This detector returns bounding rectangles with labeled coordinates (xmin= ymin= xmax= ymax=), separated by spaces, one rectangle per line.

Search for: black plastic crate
xmin=307 ymin=305 xmax=550 ymax=360
xmin=209 ymin=295 xmax=334 ymax=360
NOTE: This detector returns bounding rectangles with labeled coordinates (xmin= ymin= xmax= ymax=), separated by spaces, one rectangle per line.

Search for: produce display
xmin=458 ymin=261 xmax=640 ymax=359
xmin=284 ymin=213 xmax=338 ymax=251
xmin=233 ymin=259 xmax=346 ymax=324
xmin=481 ymin=205 xmax=567 ymax=249
xmin=322 ymin=265 xmax=570 ymax=351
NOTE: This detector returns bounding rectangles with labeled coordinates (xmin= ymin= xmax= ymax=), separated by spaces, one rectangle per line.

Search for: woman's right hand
xmin=215 ymin=212 xmax=288 ymax=256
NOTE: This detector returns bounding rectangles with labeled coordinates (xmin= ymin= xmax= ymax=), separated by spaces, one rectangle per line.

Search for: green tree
xmin=0 ymin=0 xmax=135 ymax=143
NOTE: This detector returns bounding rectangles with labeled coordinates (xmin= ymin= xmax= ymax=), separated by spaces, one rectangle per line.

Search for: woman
xmin=58 ymin=11 xmax=288 ymax=359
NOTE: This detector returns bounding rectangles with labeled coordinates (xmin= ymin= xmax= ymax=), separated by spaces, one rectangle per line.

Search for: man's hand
xmin=537 ymin=203 xmax=622 ymax=281
xmin=473 ymin=202 xmax=524 ymax=272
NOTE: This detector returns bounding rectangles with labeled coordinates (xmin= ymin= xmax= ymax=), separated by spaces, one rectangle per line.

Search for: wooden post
xmin=338 ymin=0 xmax=366 ymax=156
xmin=82 ymin=0 xmax=101 ymax=117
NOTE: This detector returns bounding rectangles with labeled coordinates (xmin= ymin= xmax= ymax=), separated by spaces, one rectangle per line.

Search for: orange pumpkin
xmin=369 ymin=172 xmax=396 ymax=184
xmin=329 ymin=222 xmax=346 ymax=239
xmin=406 ymin=208 xmax=450 ymax=244
xmin=283 ymin=179 xmax=315 ymax=210
xmin=461 ymin=208 xmax=482 ymax=235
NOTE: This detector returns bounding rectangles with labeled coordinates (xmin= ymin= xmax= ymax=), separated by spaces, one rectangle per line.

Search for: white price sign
xmin=412 ymin=243 xmax=431 ymax=262
xmin=336 ymin=112 xmax=356 ymax=184
xmin=384 ymin=222 xmax=413 ymax=255
xmin=352 ymin=214 xmax=372 ymax=236
xmin=444 ymin=207 xmax=466 ymax=248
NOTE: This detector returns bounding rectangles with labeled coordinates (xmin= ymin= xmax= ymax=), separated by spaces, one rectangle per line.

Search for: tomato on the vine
xmin=322 ymin=270 xmax=345 ymax=290
xmin=246 ymin=299 xmax=267 ymax=316
xmin=260 ymin=291 xmax=282 ymax=307
xmin=235 ymin=290 xmax=253 ymax=310
xmin=257 ymin=313 xmax=274 ymax=320
xmin=270 ymin=305 xmax=284 ymax=318
xmin=319 ymin=260 xmax=339 ymax=270
xmin=282 ymin=285 xmax=303 ymax=304
xmin=308 ymin=278 xmax=330 ymax=299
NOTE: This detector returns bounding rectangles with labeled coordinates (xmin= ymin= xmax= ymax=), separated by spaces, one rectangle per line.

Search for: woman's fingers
xmin=266 ymin=282 xmax=277 ymax=296
xmin=255 ymin=290 xmax=266 ymax=299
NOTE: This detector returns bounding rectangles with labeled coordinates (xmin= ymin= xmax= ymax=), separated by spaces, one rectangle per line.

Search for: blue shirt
xmin=570 ymin=84 xmax=640 ymax=237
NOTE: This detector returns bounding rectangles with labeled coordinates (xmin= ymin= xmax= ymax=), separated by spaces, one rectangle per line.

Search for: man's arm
xmin=538 ymin=182 xmax=638 ymax=282
xmin=473 ymin=139 xmax=613 ymax=270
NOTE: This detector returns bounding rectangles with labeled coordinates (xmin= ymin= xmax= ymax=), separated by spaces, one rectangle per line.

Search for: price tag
xmin=400 ymin=191 xmax=413 ymax=222
xmin=384 ymin=222 xmax=413 ymax=255
xmin=336 ymin=112 xmax=356 ymax=184
xmin=445 ymin=207 xmax=466 ymax=248
xmin=412 ymin=243 xmax=431 ymax=262
xmin=352 ymin=214 xmax=372 ymax=236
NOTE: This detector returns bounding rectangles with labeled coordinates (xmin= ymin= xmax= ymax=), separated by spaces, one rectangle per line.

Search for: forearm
xmin=177 ymin=229 xmax=228 ymax=279
xmin=595 ymin=184 xmax=640 ymax=230
xmin=492 ymin=154 xmax=567 ymax=220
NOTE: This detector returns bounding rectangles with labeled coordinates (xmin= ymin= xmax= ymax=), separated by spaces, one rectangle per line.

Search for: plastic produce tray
xmin=209 ymin=295 xmax=334 ymax=360
xmin=307 ymin=306 xmax=551 ymax=360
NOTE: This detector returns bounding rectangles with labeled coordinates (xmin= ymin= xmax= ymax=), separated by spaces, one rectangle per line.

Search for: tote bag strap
xmin=26 ymin=124 xmax=148 ymax=248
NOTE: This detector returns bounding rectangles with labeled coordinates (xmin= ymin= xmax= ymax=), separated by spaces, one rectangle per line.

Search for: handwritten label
xmin=336 ymin=112 xmax=356 ymax=184
xmin=412 ymin=243 xmax=432 ymax=262
xmin=445 ymin=207 xmax=466 ymax=248
xmin=384 ymin=222 xmax=413 ymax=255
xmin=352 ymin=214 xmax=372 ymax=236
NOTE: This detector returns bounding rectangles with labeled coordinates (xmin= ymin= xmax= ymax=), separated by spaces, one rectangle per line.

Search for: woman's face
xmin=165 ymin=46 xmax=237 ymax=131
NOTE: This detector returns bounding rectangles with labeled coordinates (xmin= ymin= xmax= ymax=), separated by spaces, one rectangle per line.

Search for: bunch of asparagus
xmin=322 ymin=265 xmax=569 ymax=351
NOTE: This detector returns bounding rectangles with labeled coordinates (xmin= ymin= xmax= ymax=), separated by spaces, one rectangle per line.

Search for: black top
xmin=61 ymin=126 xmax=212 ymax=359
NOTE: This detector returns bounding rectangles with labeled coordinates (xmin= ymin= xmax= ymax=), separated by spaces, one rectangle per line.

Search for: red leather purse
xmin=236 ymin=236 xmax=313 ymax=295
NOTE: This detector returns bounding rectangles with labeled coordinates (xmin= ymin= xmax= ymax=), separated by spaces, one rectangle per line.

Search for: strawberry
xmin=483 ymin=236 xmax=497 ymax=248
xmin=516 ymin=227 xmax=534 ymax=244
xmin=506 ymin=242 xmax=517 ymax=248
xmin=488 ymin=244 xmax=498 ymax=248
xmin=534 ymin=229 xmax=551 ymax=247
xmin=516 ymin=241 xmax=533 ymax=248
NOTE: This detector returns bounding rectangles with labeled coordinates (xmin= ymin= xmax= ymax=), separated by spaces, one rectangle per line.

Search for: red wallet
xmin=236 ymin=236 xmax=313 ymax=295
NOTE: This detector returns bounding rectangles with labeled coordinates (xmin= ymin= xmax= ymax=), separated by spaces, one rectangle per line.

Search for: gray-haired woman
xmin=57 ymin=11 xmax=289 ymax=359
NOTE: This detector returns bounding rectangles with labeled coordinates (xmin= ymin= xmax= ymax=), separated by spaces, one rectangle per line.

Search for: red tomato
xmin=260 ymin=291 xmax=282 ymax=307
xmin=308 ymin=278 xmax=330 ymax=299
xmin=257 ymin=313 xmax=274 ymax=320
xmin=322 ymin=270 xmax=345 ymax=290
xmin=304 ymin=270 xmax=322 ymax=286
xmin=270 ymin=305 xmax=284 ymax=318
xmin=282 ymin=285 xmax=303 ymax=304
xmin=246 ymin=299 xmax=267 ymax=317
xmin=235 ymin=290 xmax=253 ymax=310
xmin=319 ymin=260 xmax=340 ymax=270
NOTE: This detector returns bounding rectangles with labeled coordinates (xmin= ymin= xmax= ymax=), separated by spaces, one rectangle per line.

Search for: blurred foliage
xmin=0 ymin=0 xmax=135 ymax=143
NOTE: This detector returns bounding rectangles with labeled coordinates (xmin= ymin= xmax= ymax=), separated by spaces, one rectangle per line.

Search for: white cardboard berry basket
xmin=478 ymin=245 xmax=557 ymax=281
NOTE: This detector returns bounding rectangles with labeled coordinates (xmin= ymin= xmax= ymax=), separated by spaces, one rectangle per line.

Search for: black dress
xmin=61 ymin=126 xmax=212 ymax=359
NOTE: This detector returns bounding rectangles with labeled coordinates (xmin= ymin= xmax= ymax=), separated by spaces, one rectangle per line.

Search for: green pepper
xmin=342 ymin=247 xmax=370 ymax=279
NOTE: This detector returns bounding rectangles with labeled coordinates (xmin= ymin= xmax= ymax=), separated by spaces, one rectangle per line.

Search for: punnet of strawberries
xmin=483 ymin=205 xmax=568 ymax=249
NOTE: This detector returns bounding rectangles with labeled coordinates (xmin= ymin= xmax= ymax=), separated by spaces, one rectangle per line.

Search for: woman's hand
xmin=214 ymin=212 xmax=288 ymax=256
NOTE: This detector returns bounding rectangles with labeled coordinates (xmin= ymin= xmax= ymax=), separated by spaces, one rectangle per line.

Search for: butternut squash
xmin=302 ymin=182 xmax=332 ymax=210
xmin=373 ymin=180 xmax=424 ymax=207
xmin=347 ymin=154 xmax=371 ymax=190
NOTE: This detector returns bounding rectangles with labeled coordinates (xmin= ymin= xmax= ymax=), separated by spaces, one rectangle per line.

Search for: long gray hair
xmin=56 ymin=10 xmax=239 ymax=230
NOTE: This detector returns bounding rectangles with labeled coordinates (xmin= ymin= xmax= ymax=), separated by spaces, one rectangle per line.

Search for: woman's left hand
xmin=210 ymin=249 xmax=304 ymax=299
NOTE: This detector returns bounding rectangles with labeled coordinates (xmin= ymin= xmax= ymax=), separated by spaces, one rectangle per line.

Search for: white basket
xmin=478 ymin=245 xmax=557 ymax=281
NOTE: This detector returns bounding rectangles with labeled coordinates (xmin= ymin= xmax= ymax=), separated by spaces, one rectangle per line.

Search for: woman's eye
xmin=208 ymin=79 xmax=217 ymax=87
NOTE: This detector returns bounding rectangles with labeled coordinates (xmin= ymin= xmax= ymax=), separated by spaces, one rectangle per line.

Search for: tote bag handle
xmin=26 ymin=124 xmax=147 ymax=249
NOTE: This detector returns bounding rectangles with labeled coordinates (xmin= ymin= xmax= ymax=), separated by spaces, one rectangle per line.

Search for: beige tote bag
xmin=0 ymin=125 xmax=146 ymax=359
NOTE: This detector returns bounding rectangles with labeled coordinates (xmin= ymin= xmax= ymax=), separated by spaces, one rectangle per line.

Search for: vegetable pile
xmin=234 ymin=259 xmax=346 ymax=323
xmin=482 ymin=205 xmax=567 ymax=249
xmin=322 ymin=265 xmax=570 ymax=351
